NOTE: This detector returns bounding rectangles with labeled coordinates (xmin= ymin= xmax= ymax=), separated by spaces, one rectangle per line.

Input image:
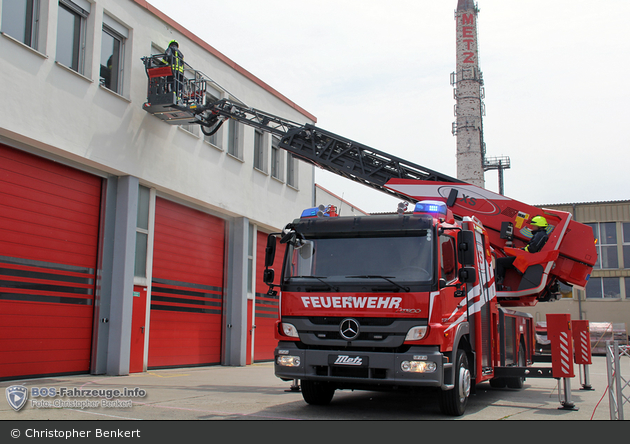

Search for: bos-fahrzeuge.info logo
xmin=5 ymin=385 xmax=147 ymax=412
xmin=6 ymin=385 xmax=28 ymax=411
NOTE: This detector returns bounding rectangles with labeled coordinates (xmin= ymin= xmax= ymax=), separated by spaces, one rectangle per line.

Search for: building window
xmin=253 ymin=130 xmax=266 ymax=172
xmin=623 ymin=222 xmax=630 ymax=269
xmin=100 ymin=16 xmax=127 ymax=93
xmin=271 ymin=136 xmax=283 ymax=180
xmin=586 ymin=276 xmax=620 ymax=299
xmin=588 ymin=222 xmax=618 ymax=269
xmin=287 ymin=153 xmax=297 ymax=187
xmin=203 ymin=92 xmax=221 ymax=148
xmin=625 ymin=276 xmax=630 ymax=299
xmin=227 ymin=118 xmax=242 ymax=159
xmin=2 ymin=0 xmax=40 ymax=49
xmin=134 ymin=186 xmax=151 ymax=279
xmin=247 ymin=224 xmax=254 ymax=294
xmin=56 ymin=0 xmax=89 ymax=73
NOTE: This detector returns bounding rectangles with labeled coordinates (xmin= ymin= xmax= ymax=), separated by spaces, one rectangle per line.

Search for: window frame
xmin=587 ymin=222 xmax=619 ymax=269
xmin=134 ymin=186 xmax=155 ymax=286
xmin=1 ymin=0 xmax=40 ymax=50
xmin=56 ymin=0 xmax=89 ymax=74
xmin=622 ymin=222 xmax=630 ymax=269
xmin=286 ymin=152 xmax=298 ymax=188
xmin=226 ymin=118 xmax=243 ymax=159
xmin=271 ymin=136 xmax=283 ymax=181
xmin=253 ymin=129 xmax=267 ymax=172
xmin=100 ymin=17 xmax=127 ymax=94
xmin=203 ymin=91 xmax=223 ymax=148
xmin=585 ymin=276 xmax=621 ymax=300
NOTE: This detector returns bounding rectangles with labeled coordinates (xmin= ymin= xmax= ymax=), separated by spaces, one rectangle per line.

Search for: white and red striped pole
xmin=547 ymin=314 xmax=578 ymax=411
xmin=572 ymin=319 xmax=594 ymax=391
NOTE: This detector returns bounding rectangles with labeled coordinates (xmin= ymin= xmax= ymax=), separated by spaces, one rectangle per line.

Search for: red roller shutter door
xmin=253 ymin=231 xmax=284 ymax=362
xmin=149 ymin=198 xmax=225 ymax=368
xmin=0 ymin=144 xmax=101 ymax=380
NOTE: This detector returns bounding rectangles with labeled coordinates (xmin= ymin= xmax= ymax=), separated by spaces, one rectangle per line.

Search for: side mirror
xmin=457 ymin=230 xmax=476 ymax=266
xmin=263 ymin=269 xmax=275 ymax=285
xmin=458 ymin=267 xmax=477 ymax=285
xmin=265 ymin=235 xmax=277 ymax=267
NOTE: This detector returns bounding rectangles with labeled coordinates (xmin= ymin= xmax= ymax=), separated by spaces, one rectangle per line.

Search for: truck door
xmin=474 ymin=230 xmax=493 ymax=373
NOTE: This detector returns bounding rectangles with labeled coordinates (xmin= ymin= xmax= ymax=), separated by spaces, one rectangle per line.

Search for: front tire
xmin=439 ymin=349 xmax=471 ymax=416
xmin=301 ymin=380 xmax=335 ymax=405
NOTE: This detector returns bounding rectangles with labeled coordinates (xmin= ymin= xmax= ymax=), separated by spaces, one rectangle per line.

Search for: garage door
xmin=0 ymin=145 xmax=101 ymax=380
xmin=149 ymin=198 xmax=225 ymax=368
xmin=253 ymin=230 xmax=284 ymax=362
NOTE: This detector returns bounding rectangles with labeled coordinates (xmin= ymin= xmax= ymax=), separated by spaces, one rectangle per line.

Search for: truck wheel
xmin=506 ymin=344 xmax=526 ymax=389
xmin=489 ymin=378 xmax=507 ymax=388
xmin=300 ymin=380 xmax=335 ymax=405
xmin=438 ymin=349 xmax=471 ymax=416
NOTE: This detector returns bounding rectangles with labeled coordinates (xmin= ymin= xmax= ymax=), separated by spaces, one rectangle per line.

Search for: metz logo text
xmin=334 ymin=355 xmax=364 ymax=366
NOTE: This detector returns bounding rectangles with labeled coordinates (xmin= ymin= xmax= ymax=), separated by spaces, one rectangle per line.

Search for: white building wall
xmin=0 ymin=0 xmax=316 ymax=374
xmin=0 ymin=0 xmax=315 ymax=231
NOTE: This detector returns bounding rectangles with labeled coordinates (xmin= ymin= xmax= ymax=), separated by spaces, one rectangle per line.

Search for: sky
xmin=146 ymin=0 xmax=629 ymax=214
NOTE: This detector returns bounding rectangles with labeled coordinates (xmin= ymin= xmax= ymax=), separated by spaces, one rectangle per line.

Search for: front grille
xmin=309 ymin=317 xmax=395 ymax=327
xmin=314 ymin=331 xmax=390 ymax=341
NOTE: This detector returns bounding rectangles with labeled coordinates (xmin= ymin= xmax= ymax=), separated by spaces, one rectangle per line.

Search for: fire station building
xmin=0 ymin=0 xmax=317 ymax=380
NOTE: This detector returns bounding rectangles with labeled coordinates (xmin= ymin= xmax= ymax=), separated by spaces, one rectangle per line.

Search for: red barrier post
xmin=572 ymin=319 xmax=593 ymax=390
xmin=546 ymin=314 xmax=578 ymax=410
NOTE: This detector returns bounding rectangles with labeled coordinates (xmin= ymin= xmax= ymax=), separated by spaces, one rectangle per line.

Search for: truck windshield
xmin=283 ymin=233 xmax=433 ymax=286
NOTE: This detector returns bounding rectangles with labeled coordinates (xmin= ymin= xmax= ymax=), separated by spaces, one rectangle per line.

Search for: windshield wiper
xmin=346 ymin=275 xmax=410 ymax=292
xmin=291 ymin=275 xmax=338 ymax=291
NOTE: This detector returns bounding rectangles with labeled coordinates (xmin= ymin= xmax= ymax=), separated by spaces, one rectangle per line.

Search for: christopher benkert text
xmin=26 ymin=429 xmax=140 ymax=438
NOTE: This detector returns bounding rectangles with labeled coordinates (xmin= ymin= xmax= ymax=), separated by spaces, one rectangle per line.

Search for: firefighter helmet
xmin=168 ymin=40 xmax=179 ymax=48
xmin=531 ymin=216 xmax=548 ymax=228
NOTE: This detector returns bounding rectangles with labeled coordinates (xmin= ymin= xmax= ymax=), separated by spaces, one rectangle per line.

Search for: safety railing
xmin=606 ymin=340 xmax=630 ymax=420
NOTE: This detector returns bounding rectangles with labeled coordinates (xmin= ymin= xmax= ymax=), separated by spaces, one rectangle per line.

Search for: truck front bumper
xmin=275 ymin=342 xmax=448 ymax=390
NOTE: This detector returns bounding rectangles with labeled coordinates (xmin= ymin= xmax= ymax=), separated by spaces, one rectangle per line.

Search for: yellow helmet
xmin=168 ymin=40 xmax=179 ymax=48
xmin=531 ymin=216 xmax=548 ymax=228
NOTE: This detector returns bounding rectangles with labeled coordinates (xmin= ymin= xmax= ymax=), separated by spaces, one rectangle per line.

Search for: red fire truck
xmin=141 ymin=59 xmax=598 ymax=415
xmin=262 ymin=189 xmax=595 ymax=415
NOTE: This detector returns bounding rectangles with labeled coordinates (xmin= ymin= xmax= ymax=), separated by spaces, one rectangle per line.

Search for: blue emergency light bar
xmin=301 ymin=208 xmax=320 ymax=218
xmin=413 ymin=201 xmax=447 ymax=216
xmin=300 ymin=205 xmax=337 ymax=218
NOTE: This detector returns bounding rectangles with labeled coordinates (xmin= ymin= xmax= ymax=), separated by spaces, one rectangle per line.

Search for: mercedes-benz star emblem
xmin=339 ymin=318 xmax=360 ymax=341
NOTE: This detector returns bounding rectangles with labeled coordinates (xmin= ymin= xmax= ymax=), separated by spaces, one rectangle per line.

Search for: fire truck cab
xmin=265 ymin=201 xmax=534 ymax=416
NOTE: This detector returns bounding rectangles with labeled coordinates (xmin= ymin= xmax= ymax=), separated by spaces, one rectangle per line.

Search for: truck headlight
xmin=277 ymin=355 xmax=301 ymax=367
xmin=401 ymin=360 xmax=437 ymax=373
xmin=281 ymin=323 xmax=299 ymax=338
xmin=405 ymin=326 xmax=428 ymax=341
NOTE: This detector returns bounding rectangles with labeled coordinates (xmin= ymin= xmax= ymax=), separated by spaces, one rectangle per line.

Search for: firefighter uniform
xmin=164 ymin=40 xmax=184 ymax=100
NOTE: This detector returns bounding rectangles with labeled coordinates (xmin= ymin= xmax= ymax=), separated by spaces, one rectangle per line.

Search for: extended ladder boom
xmin=203 ymin=99 xmax=464 ymax=202
xmin=140 ymin=53 xmax=462 ymax=201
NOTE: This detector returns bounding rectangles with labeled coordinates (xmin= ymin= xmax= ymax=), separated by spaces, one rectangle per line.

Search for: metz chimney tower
xmin=452 ymin=0 xmax=485 ymax=188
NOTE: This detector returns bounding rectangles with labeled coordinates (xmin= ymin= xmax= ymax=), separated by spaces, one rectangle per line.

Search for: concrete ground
xmin=1 ymin=355 xmax=624 ymax=422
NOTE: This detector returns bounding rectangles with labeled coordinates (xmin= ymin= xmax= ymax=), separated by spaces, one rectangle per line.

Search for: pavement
xmin=0 ymin=355 xmax=625 ymax=424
